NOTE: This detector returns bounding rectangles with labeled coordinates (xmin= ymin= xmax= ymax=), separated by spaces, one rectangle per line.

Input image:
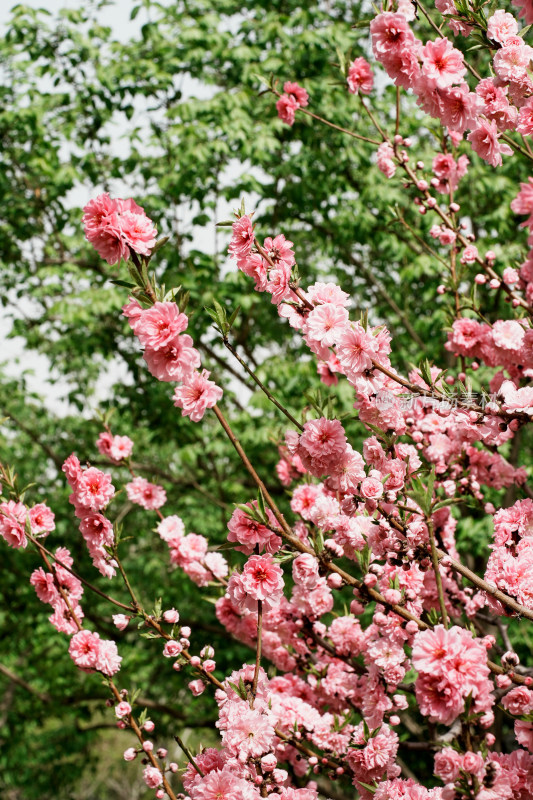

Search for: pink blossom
xmin=143 ymin=334 xmax=201 ymax=382
xmin=360 ymin=476 xmax=384 ymax=500
xmin=487 ymin=9 xmax=519 ymax=44
xmin=336 ymin=322 xmax=378 ymax=378
xmin=502 ymin=686 xmax=533 ymax=715
xmin=28 ymin=503 xmax=55 ymax=536
xmin=263 ymin=234 xmax=295 ymax=267
xmin=492 ymin=319 xmax=525 ymax=350
xmin=266 ymin=262 xmax=293 ymax=305
xmin=119 ymin=210 xmax=157 ymax=256
xmin=283 ymin=81 xmax=309 ymax=107
xmin=135 ymin=301 xmax=188 ymax=351
xmin=74 ymin=467 xmax=115 ymax=511
xmin=376 ymin=142 xmax=396 ymax=178
xmin=115 ymin=701 xmax=132 ymax=718
xmin=512 ymin=178 xmax=533 ymax=226
xmin=228 ymin=554 xmax=284 ymax=612
xmin=228 ymin=215 xmax=254 ymax=261
xmin=126 ymin=476 xmax=166 ymax=510
xmin=292 ymin=553 xmax=320 ymax=589
xmin=500 ymin=380 xmax=533 ymax=415
xmin=96 ymin=638 xmax=122 ymax=676
xmin=421 ymin=38 xmax=466 ymax=88
xmin=173 ymin=369 xmax=223 ymax=422
xmin=157 ymin=515 xmax=185 ymax=541
xmin=143 ymin=766 xmax=163 ymax=789
xmin=467 ymin=119 xmax=513 ymax=167
xmin=227 ymin=502 xmax=281 ymax=555
xmin=276 ymin=94 xmax=299 ymax=126
xmin=113 ymin=614 xmax=130 ymax=631
xmin=493 ymin=39 xmax=533 ymax=83
xmin=0 ymin=500 xmax=27 ymax=548
xmin=370 ymin=13 xmax=416 ymax=63
xmin=347 ymin=58 xmax=374 ymax=95
xmin=305 ymin=303 xmax=349 ymax=347
xmin=69 ymin=629 xmax=101 ymax=671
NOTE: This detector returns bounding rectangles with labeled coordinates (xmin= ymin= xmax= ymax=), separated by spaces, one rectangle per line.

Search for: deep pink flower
xmin=227 ymin=502 xmax=281 ymax=555
xmin=283 ymin=81 xmax=309 ymax=107
xmin=173 ymin=369 xmax=223 ymax=422
xmin=276 ymin=94 xmax=299 ymax=125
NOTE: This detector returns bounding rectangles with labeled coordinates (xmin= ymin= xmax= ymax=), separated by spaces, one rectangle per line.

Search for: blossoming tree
xmin=4 ymin=0 xmax=533 ymax=798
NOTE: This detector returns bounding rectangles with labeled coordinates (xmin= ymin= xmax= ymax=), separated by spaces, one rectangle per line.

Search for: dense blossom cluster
xmin=7 ymin=1 xmax=533 ymax=798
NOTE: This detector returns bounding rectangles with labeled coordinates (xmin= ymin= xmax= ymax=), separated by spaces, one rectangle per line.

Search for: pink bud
xmin=189 ymin=656 xmax=201 ymax=667
xmin=157 ymin=748 xmax=167 ymax=759
xmin=474 ymin=273 xmax=486 ymax=284
xmin=180 ymin=626 xmax=191 ymax=638
xmin=143 ymin=720 xmax=155 ymax=733
xmin=115 ymin=701 xmax=132 ymax=719
xmin=489 ymin=279 xmax=500 ymax=289
xmin=143 ymin=741 xmax=154 ymax=752
xmin=449 ymin=202 xmax=460 ymax=212
xmin=327 ymin=573 xmax=343 ymax=589
xmin=389 ymin=715 xmax=401 ymax=726
xmin=188 ymin=679 xmax=206 ymax=696
xmin=169 ymin=762 xmax=178 ymax=773
xmin=163 ymin=608 xmax=179 ymax=623
xmin=203 ymin=659 xmax=216 ymax=672
xmin=156 ymin=791 xmax=165 ymax=799
xmin=123 ymin=747 xmax=137 ymax=761
xmin=437 ymin=284 xmax=446 ymax=294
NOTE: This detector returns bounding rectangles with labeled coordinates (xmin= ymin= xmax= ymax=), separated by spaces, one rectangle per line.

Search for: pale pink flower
xmin=219 ymin=701 xmax=275 ymax=760
xmin=115 ymin=701 xmax=132 ymax=718
xmin=126 ymin=476 xmax=166 ymax=510
xmin=173 ymin=369 xmax=223 ymax=422
xmin=492 ymin=319 xmax=525 ymax=350
xmin=336 ymin=322 xmax=378 ymax=378
xmin=62 ymin=453 xmax=82 ymax=486
xmin=518 ymin=97 xmax=533 ymax=137
xmin=360 ymin=476 xmax=384 ymax=500
xmin=347 ymin=57 xmax=374 ymax=95
xmin=228 ymin=215 xmax=254 ymax=261
xmin=370 ymin=13 xmax=416 ymax=62
xmin=487 ymin=9 xmax=519 ymax=44
xmin=292 ymin=553 xmax=320 ymax=589
xmin=467 ymin=119 xmax=513 ymax=167
xmin=502 ymin=686 xmax=533 ymax=715
xmin=493 ymin=39 xmax=533 ymax=83
xmin=119 ymin=210 xmax=157 ymax=256
xmin=74 ymin=467 xmax=115 ymax=511
xmin=376 ymin=141 xmax=396 ymax=178
xmin=422 ymin=38 xmax=466 ymax=88
xmin=460 ymin=244 xmax=478 ymax=264
xmin=512 ymin=178 xmax=533 ymax=226
xmin=263 ymin=234 xmax=295 ymax=267
xmin=96 ymin=639 xmax=122 ymax=676
xmin=113 ymin=614 xmax=130 ymax=631
xmin=500 ymin=380 xmax=533 ymax=415
xmin=30 ymin=567 xmax=59 ymax=604
xmin=157 ymin=515 xmax=185 ymax=541
xmin=305 ymin=303 xmax=349 ymax=347
xmin=143 ymin=766 xmax=163 ymax=788
xmin=283 ymin=81 xmax=309 ymax=107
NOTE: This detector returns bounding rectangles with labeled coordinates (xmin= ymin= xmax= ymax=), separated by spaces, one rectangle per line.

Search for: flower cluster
xmin=82 ymin=193 xmax=157 ymax=265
